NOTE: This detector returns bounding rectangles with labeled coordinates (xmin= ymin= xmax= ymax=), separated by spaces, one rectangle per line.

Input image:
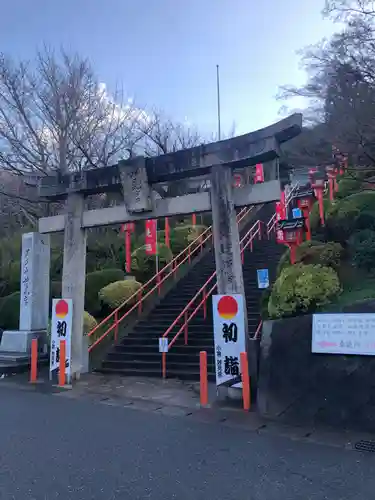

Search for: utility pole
xmin=216 ymin=64 xmax=221 ymax=141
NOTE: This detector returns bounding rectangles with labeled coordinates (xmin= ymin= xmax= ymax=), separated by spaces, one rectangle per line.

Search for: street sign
xmin=312 ymin=313 xmax=375 ymax=355
xmin=212 ymin=294 xmax=246 ymax=388
xmin=257 ymin=269 xmax=269 ymax=289
xmin=50 ymin=299 xmax=72 ymax=379
xmin=292 ymin=208 xmax=302 ymax=218
xmin=159 ymin=337 xmax=168 ymax=353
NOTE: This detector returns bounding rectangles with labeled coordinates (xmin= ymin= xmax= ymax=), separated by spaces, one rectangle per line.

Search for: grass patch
xmin=321 ymin=274 xmax=375 ymax=312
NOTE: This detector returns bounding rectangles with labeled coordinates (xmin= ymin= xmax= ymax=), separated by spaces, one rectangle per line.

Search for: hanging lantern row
xmin=274 ymin=146 xmax=348 ymax=264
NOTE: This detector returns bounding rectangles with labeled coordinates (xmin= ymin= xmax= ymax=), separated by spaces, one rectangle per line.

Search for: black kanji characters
xmin=56 ymin=320 xmax=67 ymax=337
xmin=224 ymin=356 xmax=239 ymax=376
xmin=222 ymin=322 xmax=238 ymax=343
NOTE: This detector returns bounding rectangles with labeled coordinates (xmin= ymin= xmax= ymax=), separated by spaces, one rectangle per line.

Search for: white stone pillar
xmin=62 ymin=193 xmax=87 ymax=379
xmin=0 ymin=232 xmax=50 ymax=353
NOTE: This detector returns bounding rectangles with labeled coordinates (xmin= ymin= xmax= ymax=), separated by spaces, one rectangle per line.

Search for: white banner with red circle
xmin=212 ymin=294 xmax=246 ymax=387
xmin=50 ymin=298 xmax=72 ymax=378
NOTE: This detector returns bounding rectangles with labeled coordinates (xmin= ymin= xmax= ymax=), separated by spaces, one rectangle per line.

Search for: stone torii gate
xmin=25 ymin=113 xmax=301 ymax=378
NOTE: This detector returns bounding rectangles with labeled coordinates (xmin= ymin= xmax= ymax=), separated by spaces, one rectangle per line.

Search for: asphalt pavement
xmin=0 ymin=385 xmax=374 ymax=500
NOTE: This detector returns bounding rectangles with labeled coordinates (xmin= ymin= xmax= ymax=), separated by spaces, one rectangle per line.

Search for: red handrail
xmin=254 ymin=320 xmax=263 ymax=339
xmin=87 ymin=205 xmax=255 ymax=351
xmin=161 ymin=219 xmax=263 ymax=377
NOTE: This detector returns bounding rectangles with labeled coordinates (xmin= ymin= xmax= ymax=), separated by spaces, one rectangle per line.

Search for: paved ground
xmin=1 ymin=384 xmax=375 ymax=499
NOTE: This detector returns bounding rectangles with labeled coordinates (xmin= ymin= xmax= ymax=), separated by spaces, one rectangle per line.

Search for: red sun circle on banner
xmin=55 ymin=299 xmax=69 ymax=319
xmin=217 ymin=295 xmax=238 ymax=320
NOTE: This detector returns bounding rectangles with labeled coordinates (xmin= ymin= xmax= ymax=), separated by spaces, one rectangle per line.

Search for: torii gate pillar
xmin=211 ymin=164 xmax=245 ymax=297
xmin=62 ymin=193 xmax=87 ymax=379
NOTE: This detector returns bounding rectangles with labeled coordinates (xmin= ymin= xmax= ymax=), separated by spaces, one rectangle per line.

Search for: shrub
xmin=276 ymin=240 xmax=331 ymax=275
xmin=99 ymin=279 xmax=142 ymax=309
xmin=0 ymin=291 xmax=20 ymax=330
xmin=131 ymin=243 xmax=173 ymax=277
xmin=85 ymin=268 xmax=125 ymax=315
xmin=268 ymin=264 xmax=341 ymax=319
xmin=86 ymin=230 xmax=124 ymax=272
xmin=296 ymin=241 xmax=343 ymax=269
xmin=158 ymin=224 xmax=208 ymax=255
xmin=336 ymin=177 xmax=362 ymax=199
xmin=310 ymin=198 xmax=331 ymax=232
xmin=83 ymin=311 xmax=97 ymax=334
xmin=325 ymin=191 xmax=375 ymax=243
xmin=260 ymin=288 xmax=271 ymax=319
xmin=349 ymin=229 xmax=375 ymax=270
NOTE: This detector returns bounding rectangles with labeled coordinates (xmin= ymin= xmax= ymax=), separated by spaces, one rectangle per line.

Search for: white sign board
xmin=50 ymin=299 xmax=72 ymax=378
xmin=312 ymin=313 xmax=375 ymax=355
xmin=212 ymin=294 xmax=246 ymax=387
xmin=257 ymin=269 xmax=269 ymax=289
xmin=159 ymin=337 xmax=168 ymax=353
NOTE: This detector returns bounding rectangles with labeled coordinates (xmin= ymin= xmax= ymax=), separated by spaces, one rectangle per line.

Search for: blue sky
xmin=1 ymin=0 xmax=337 ymax=136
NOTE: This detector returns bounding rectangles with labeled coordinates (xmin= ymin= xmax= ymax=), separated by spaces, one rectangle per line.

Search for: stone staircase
xmin=98 ymin=203 xmax=283 ymax=380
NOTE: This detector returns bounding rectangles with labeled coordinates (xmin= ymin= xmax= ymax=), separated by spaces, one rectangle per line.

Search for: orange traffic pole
xmin=240 ymin=352 xmax=251 ymax=411
xmin=30 ymin=338 xmax=38 ymax=383
xmin=59 ymin=339 xmax=66 ymax=387
xmin=200 ymin=351 xmax=208 ymax=406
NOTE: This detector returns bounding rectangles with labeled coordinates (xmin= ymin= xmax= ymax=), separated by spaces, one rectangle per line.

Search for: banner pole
xmin=155 ymin=219 xmax=159 ymax=276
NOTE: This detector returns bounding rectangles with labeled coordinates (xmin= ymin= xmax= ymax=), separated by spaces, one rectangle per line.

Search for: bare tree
xmin=0 ymin=47 xmax=142 ymax=177
xmin=138 ymin=110 xmax=203 ymax=157
xmin=278 ymin=0 xmax=375 ymax=169
xmin=136 ymin=111 xmax=205 ymax=197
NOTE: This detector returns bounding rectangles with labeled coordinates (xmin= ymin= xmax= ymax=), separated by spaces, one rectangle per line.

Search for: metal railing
xmin=87 ymin=206 xmax=255 ymax=351
xmin=160 ymin=219 xmax=263 ymax=377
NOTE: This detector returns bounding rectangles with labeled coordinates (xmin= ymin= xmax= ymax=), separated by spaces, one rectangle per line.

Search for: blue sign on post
xmin=257 ymin=269 xmax=269 ymax=289
xmin=292 ymin=208 xmax=302 ymax=219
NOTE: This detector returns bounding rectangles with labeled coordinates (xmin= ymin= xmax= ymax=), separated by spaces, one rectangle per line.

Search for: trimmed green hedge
xmin=85 ymin=268 xmax=125 ymax=315
xmin=131 ymin=243 xmax=173 ymax=278
xmin=268 ymin=264 xmax=341 ymax=319
xmin=336 ymin=177 xmax=362 ymax=199
xmin=349 ymin=229 xmax=375 ymax=270
xmin=277 ymin=240 xmax=342 ymax=274
xmin=158 ymin=224 xmax=208 ymax=255
xmin=83 ymin=311 xmax=97 ymax=334
xmin=99 ymin=279 xmax=142 ymax=309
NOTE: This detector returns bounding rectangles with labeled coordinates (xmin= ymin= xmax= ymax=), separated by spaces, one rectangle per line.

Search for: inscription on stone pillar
xmin=19 ymin=232 xmax=51 ymax=331
xmin=210 ymin=165 xmax=245 ymax=296
xmin=119 ymin=157 xmax=153 ymax=213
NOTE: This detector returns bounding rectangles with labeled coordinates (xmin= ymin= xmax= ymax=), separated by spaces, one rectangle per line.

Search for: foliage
xmin=325 ymin=191 xmax=375 ymax=242
xmin=0 ymin=291 xmax=20 ymax=330
xmin=260 ymin=288 xmax=272 ymax=320
xmin=277 ymin=240 xmax=329 ymax=275
xmin=157 ymin=224 xmax=208 ymax=255
xmin=309 ymin=198 xmax=331 ymax=233
xmin=268 ymin=264 xmax=341 ymax=319
xmin=99 ymin=280 xmax=142 ymax=309
xmin=296 ymin=241 xmax=343 ymax=269
xmin=131 ymin=243 xmax=173 ymax=278
xmin=336 ymin=176 xmax=363 ymax=199
xmin=50 ymin=281 xmax=62 ymax=300
xmin=83 ymin=311 xmax=97 ymax=335
xmin=85 ymin=268 xmax=124 ymax=315
xmin=349 ymin=229 xmax=375 ymax=270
